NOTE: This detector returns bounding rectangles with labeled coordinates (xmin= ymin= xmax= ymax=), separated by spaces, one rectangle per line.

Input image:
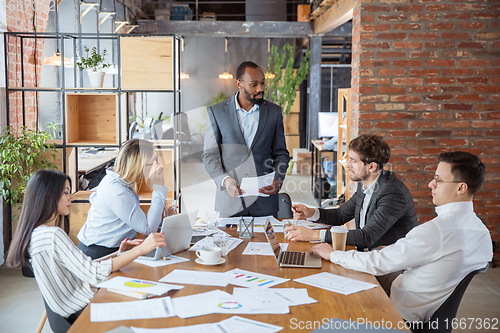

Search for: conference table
xmin=69 ymin=227 xmax=408 ymax=332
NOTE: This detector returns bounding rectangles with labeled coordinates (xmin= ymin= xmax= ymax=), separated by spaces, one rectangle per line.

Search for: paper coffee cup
xmin=196 ymin=247 xmax=221 ymax=263
xmin=330 ymin=226 xmax=348 ymax=251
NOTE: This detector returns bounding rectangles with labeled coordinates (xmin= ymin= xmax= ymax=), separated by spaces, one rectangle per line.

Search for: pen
xmin=281 ymin=198 xmax=297 ymax=212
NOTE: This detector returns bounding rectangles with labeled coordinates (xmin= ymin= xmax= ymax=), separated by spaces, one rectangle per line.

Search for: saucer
xmin=195 ymin=258 xmax=226 ymax=266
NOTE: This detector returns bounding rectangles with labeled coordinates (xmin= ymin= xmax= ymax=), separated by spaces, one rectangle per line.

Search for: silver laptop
xmin=264 ymin=219 xmax=322 ymax=268
xmin=143 ymin=210 xmax=198 ymax=260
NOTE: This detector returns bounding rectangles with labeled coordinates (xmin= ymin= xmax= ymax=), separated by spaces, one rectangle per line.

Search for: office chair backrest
xmin=43 ymin=299 xmax=72 ymax=333
xmin=419 ymin=264 xmax=489 ymax=333
xmin=278 ymin=192 xmax=294 ymax=219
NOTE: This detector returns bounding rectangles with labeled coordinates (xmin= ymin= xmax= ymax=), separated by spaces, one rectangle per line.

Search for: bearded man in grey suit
xmin=202 ymin=61 xmax=290 ymax=217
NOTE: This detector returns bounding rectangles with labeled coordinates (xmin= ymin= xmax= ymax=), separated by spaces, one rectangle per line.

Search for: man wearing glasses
xmin=310 ymin=151 xmax=492 ymax=327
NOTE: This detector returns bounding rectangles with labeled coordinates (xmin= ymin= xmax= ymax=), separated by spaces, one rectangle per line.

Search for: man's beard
xmin=244 ymin=87 xmax=264 ymax=105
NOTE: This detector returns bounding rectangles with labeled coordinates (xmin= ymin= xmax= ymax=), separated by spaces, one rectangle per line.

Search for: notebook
xmin=142 ymin=210 xmax=198 ymax=260
xmin=264 ymin=219 xmax=322 ymax=268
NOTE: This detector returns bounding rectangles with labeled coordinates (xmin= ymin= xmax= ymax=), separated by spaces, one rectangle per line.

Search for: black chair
xmin=43 ymin=299 xmax=72 ymax=333
xmin=414 ymin=264 xmax=489 ymax=333
xmin=278 ymin=192 xmax=294 ymax=219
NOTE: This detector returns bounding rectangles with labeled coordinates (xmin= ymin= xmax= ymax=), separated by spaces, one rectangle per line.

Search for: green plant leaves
xmin=265 ymin=44 xmax=310 ymax=115
xmin=0 ymin=126 xmax=57 ymax=208
xmin=75 ymin=46 xmax=111 ymax=72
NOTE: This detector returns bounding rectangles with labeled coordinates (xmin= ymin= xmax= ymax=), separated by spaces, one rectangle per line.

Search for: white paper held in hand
xmin=239 ymin=172 xmax=275 ymax=197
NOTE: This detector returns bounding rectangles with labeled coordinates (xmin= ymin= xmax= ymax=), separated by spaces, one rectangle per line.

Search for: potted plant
xmin=76 ymin=46 xmax=111 ymax=88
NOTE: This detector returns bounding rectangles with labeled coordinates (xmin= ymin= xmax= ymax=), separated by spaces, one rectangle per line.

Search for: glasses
xmin=145 ymin=155 xmax=158 ymax=167
xmin=432 ymin=176 xmax=465 ymax=186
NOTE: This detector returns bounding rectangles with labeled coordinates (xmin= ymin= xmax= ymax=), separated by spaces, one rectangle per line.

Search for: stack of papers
xmin=97 ymin=276 xmax=183 ymax=297
xmin=159 ymin=270 xmax=232 ymax=287
xmin=232 ymin=287 xmax=317 ymax=311
xmin=189 ymin=236 xmax=243 ymax=253
xmin=131 ymin=315 xmax=283 ymax=332
xmin=91 ymin=297 xmax=175 ymax=322
xmin=294 ymin=272 xmax=378 ymax=295
xmin=242 ymin=242 xmax=288 ymax=256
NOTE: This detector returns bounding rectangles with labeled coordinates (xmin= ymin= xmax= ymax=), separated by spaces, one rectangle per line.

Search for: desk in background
xmin=69 ymin=227 xmax=408 ymax=332
xmin=78 ymin=148 xmax=119 ymax=175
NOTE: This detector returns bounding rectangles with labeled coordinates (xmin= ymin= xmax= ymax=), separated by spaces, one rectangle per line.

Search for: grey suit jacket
xmin=318 ymin=169 xmax=418 ymax=251
xmin=202 ymin=95 xmax=290 ymax=216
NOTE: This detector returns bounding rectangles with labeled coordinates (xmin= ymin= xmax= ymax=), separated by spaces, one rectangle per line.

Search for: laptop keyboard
xmin=281 ymin=251 xmax=305 ymax=266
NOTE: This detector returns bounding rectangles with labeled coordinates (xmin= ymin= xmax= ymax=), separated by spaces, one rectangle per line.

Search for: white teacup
xmin=196 ymin=247 xmax=221 ymax=263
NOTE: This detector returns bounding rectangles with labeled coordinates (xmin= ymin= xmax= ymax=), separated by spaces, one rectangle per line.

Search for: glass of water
xmin=213 ymin=233 xmax=230 ymax=256
xmin=205 ymin=211 xmax=220 ymax=231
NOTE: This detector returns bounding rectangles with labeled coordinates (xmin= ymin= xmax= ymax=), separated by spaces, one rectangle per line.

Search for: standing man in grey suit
xmin=202 ymin=61 xmax=290 ymax=217
xmin=287 ymin=134 xmax=418 ymax=252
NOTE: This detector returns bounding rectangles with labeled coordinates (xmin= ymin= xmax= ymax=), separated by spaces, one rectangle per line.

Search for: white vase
xmin=87 ymin=70 xmax=105 ymax=88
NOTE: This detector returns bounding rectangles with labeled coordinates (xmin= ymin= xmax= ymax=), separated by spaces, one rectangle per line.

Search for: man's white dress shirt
xmin=329 ymin=201 xmax=492 ymax=323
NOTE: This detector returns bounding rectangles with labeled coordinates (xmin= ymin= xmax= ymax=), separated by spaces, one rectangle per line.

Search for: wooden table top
xmin=69 ymin=227 xmax=408 ymax=332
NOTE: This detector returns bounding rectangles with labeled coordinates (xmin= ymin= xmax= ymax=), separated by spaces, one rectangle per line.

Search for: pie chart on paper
xmin=124 ymin=280 xmax=156 ymax=288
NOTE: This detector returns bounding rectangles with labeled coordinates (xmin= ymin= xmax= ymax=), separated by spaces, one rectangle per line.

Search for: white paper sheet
xmin=225 ymin=268 xmax=289 ymax=288
xmin=238 ymin=225 xmax=284 ymax=233
xmin=242 ymin=242 xmax=288 ymax=256
xmin=294 ymin=272 xmax=378 ymax=295
xmin=96 ymin=276 xmax=183 ymax=296
xmin=159 ymin=269 xmax=232 ymax=287
xmin=131 ymin=316 xmax=283 ymax=333
xmin=238 ymin=172 xmax=275 ymax=197
xmin=134 ymin=255 xmax=190 ymax=267
xmin=90 ymin=297 xmax=175 ymax=322
xmin=295 ymin=220 xmax=330 ymax=229
xmin=189 ymin=236 xmax=242 ymax=253
xmin=232 ymin=288 xmax=317 ymax=311
xmin=172 ymin=290 xmax=288 ymax=319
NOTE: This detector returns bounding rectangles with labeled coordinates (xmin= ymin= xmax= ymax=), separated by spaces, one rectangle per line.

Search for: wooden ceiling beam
xmin=313 ymin=0 xmax=355 ymax=35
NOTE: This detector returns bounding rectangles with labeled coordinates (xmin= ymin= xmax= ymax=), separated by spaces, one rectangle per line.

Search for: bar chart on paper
xmin=227 ymin=268 xmax=289 ymax=288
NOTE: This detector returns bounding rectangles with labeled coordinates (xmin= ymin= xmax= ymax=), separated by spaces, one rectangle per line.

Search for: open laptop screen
xmin=264 ymin=220 xmax=281 ymax=262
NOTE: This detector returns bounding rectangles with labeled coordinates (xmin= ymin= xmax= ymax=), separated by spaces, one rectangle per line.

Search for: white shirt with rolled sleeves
xmin=328 ymin=201 xmax=492 ymax=323
xmin=77 ymin=170 xmax=168 ymax=248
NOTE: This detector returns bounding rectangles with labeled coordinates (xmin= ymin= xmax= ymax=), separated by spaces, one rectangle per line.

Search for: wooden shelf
xmin=65 ymin=92 xmax=126 ymax=146
xmin=137 ymin=148 xmax=176 ymax=200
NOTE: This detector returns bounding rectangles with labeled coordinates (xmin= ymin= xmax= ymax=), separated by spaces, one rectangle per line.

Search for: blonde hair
xmin=114 ymin=139 xmax=155 ymax=194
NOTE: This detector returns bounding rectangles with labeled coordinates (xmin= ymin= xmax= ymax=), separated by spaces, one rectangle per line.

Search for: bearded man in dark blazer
xmin=287 ymin=134 xmax=418 ymax=252
xmin=202 ymin=61 xmax=290 ymax=217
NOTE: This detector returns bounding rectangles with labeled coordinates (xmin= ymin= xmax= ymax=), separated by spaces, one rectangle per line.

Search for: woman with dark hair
xmin=77 ymin=139 xmax=175 ymax=259
xmin=6 ymin=169 xmax=165 ymax=329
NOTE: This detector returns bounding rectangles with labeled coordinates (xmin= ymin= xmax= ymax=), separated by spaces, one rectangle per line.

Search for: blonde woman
xmin=78 ymin=139 xmax=170 ymax=259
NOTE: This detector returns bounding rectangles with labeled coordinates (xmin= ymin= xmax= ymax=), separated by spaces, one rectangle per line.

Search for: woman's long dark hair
xmin=6 ymin=169 xmax=71 ymax=267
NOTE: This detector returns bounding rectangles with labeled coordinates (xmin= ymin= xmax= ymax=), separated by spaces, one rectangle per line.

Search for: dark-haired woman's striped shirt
xmin=29 ymin=225 xmax=112 ymax=318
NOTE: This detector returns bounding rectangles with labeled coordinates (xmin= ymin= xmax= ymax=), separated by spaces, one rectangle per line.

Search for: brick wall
xmin=351 ymin=0 xmax=500 ymax=264
xmin=6 ymin=0 xmax=50 ymax=130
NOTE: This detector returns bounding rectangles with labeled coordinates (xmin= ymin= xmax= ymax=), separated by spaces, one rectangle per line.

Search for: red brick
xmin=472 ymin=139 xmax=500 ymax=146
xmin=393 ymin=165 xmax=421 ymax=172
xmin=359 ymin=59 xmax=391 ymax=67
xmin=459 ymin=22 xmax=485 ymax=30
xmin=377 ymin=33 xmax=407 ymax=40
xmin=411 ymin=190 xmax=432 ymax=198
xmin=441 ymin=86 xmax=470 ymax=93
xmin=424 ymin=94 xmax=454 ymax=101
xmin=442 ymin=50 xmax=472 ymax=58
xmin=438 ymin=138 xmax=468 ymax=146
xmin=422 ymin=147 xmax=452 ymax=154
xmin=487 ymin=112 xmax=500 ymax=120
xmin=378 ymin=51 xmax=406 ymax=58
xmin=426 ymin=4 xmax=453 ymax=11
xmin=457 ymin=77 xmax=489 ymax=85
xmin=360 ymin=78 xmax=391 ymax=85
xmin=410 ymin=86 xmax=438 ymax=93
xmin=392 ymin=147 xmax=420 ymax=155
xmin=422 ymin=112 xmax=452 ymax=119
xmin=459 ymin=59 xmax=490 ymax=67
xmin=442 ymin=69 xmax=474 ymax=76
xmin=440 ymin=121 xmax=470 ymax=128
xmin=385 ymin=140 xmax=404 ymax=148
xmin=378 ymin=68 xmax=406 ymax=76
xmin=409 ymin=32 xmax=438 ymax=39
xmin=390 ymin=130 xmax=419 ymax=137
xmin=487 ymin=130 xmax=500 ymax=136
xmin=444 ymin=13 xmax=471 ymax=20
xmin=359 ymin=103 xmax=374 ymax=111
xmin=453 ymin=130 xmax=484 ymax=137
xmin=456 ymin=112 xmax=484 ymax=119
xmin=408 ymin=156 xmax=437 ymax=165
xmin=421 ymin=130 xmax=453 ymax=137
xmin=393 ymin=77 xmax=423 ymax=85
xmin=456 ymin=4 xmax=486 ymax=11
xmin=377 ymin=86 xmax=406 ymax=94
xmin=456 ymin=95 xmax=485 ymax=102
xmin=410 ymin=51 xmax=438 ymax=58
xmin=393 ymin=41 xmax=422 ymax=49
xmin=428 ymin=22 xmax=456 ymax=30
xmin=394 ymin=5 xmax=424 ymax=13
xmin=443 ymin=104 xmax=473 ymax=111
xmin=485 ymin=183 xmax=500 ymax=190
xmin=455 ymin=148 xmax=484 ymax=156
xmin=393 ymin=59 xmax=423 ymax=67
xmin=425 ymin=42 xmax=455 ymax=49
xmin=392 ymin=112 xmax=420 ymax=120
xmin=394 ymin=23 xmax=422 ymax=30
xmin=410 ymin=69 xmax=440 ymax=77
xmin=359 ymin=112 xmax=389 ymax=120
xmin=409 ymin=13 xmax=439 ymax=22
xmin=362 ymin=24 xmax=392 ymax=32
xmin=375 ymin=121 xmax=406 ymax=129
xmin=458 ymin=42 xmax=486 ymax=49
xmin=474 ymin=86 xmax=500 ymax=93
xmin=409 ymin=103 xmax=438 ymax=111
xmin=377 ymin=14 xmax=407 ymax=22
xmin=363 ymin=42 xmax=391 ymax=49
xmin=391 ymin=95 xmax=420 ymax=102
xmin=406 ymin=173 xmax=426 ymax=182
xmin=407 ymin=139 xmax=435 ymax=146
xmin=408 ymin=120 xmax=438 ymax=128
xmin=360 ymin=95 xmax=389 ymax=103
xmin=472 ymin=121 xmax=500 ymax=129
xmin=359 ymin=122 xmax=374 ymax=129
xmin=427 ymin=77 xmax=455 ymax=84
xmin=476 ymin=104 xmax=500 ymax=111
xmin=362 ymin=5 xmax=392 ymax=12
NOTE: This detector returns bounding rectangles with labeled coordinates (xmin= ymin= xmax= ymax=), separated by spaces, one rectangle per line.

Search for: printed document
xmin=242 ymin=242 xmax=288 ymax=256
xmin=91 ymin=297 xmax=174 ymax=322
xmin=238 ymin=172 xmax=275 ymax=197
xmin=159 ymin=269 xmax=232 ymax=287
xmin=294 ymin=272 xmax=378 ymax=295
